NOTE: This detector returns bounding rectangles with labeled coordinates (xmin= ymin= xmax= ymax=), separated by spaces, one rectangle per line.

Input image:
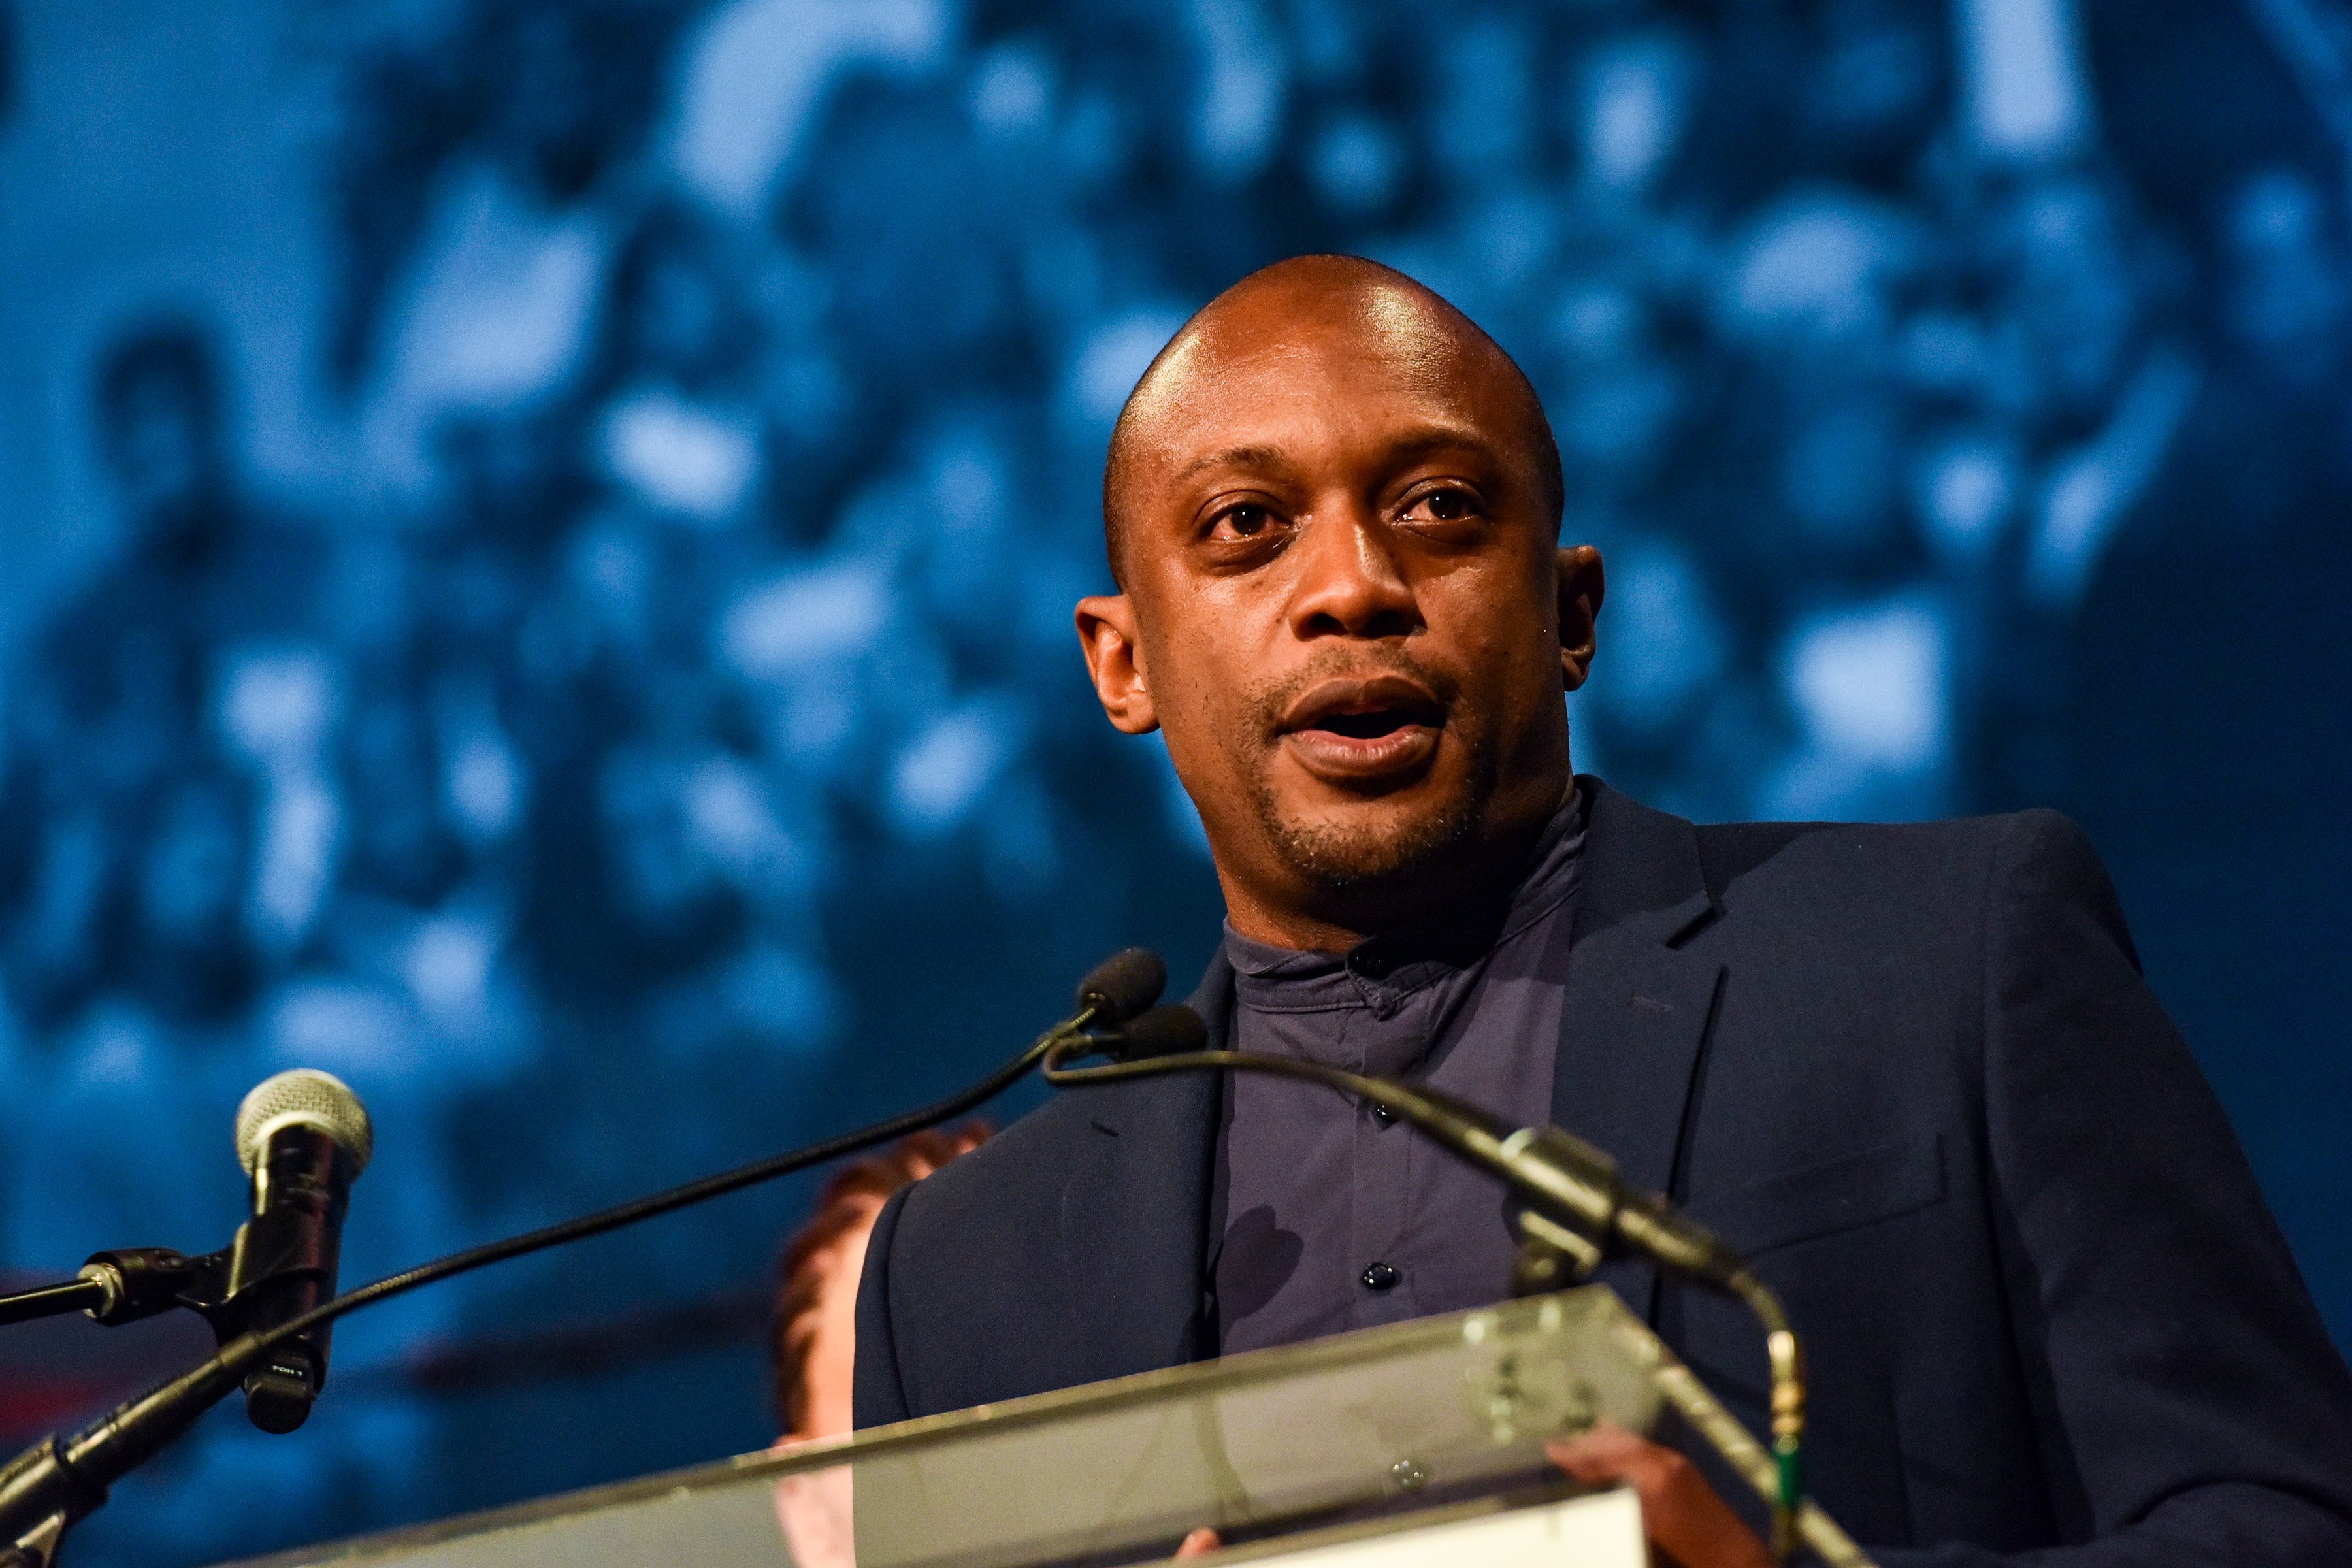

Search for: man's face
xmin=1080 ymin=279 xmax=1601 ymax=943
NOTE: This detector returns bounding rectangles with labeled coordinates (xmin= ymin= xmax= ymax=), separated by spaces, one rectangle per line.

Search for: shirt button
xmin=1360 ymin=1261 xmax=1401 ymax=1292
xmin=1371 ymin=1103 xmax=1397 ymax=1127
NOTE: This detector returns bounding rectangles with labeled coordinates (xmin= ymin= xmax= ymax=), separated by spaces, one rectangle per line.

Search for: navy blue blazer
xmin=855 ymin=779 xmax=2352 ymax=1563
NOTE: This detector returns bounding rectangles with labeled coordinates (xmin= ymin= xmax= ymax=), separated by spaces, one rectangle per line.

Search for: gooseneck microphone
xmin=1050 ymin=1002 xmax=1814 ymax=1567
xmin=0 ymin=949 xmax=1168 ymax=1566
xmin=1073 ymin=948 xmax=1168 ymax=1031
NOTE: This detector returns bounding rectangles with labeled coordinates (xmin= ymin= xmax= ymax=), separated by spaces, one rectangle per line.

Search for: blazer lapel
xmin=1055 ymin=955 xmax=1233 ymax=1381
xmin=1553 ymin=778 xmax=1726 ymax=1323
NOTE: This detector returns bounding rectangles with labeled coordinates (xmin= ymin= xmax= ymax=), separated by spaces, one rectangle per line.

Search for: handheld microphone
xmin=222 ymin=1070 xmax=373 ymax=1433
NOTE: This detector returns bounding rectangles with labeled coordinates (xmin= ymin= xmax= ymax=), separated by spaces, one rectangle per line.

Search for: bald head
xmin=1102 ymin=256 xmax=1563 ymax=585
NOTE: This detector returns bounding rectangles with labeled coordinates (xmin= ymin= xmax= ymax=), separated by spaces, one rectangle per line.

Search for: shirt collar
xmin=1221 ymin=785 xmax=1588 ymax=1011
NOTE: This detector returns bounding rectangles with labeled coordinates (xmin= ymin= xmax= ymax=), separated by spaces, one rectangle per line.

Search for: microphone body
xmin=227 ymin=1122 xmax=358 ymax=1431
xmin=225 ymin=1070 xmax=374 ymax=1433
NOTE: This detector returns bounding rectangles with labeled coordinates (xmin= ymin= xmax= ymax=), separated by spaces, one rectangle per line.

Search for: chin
xmin=1263 ymin=789 xmax=1484 ymax=892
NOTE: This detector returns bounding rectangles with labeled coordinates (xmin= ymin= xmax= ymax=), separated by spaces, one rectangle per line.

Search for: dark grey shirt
xmin=1212 ymin=791 xmax=1587 ymax=1355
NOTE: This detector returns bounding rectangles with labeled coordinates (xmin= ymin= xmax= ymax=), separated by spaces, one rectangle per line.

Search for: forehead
xmin=1123 ymin=287 xmax=1514 ymax=484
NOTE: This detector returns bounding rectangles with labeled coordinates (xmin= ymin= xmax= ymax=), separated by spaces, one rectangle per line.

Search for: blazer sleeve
xmin=1875 ymin=809 xmax=2352 ymax=1566
xmin=851 ymin=1181 xmax=917 ymax=1430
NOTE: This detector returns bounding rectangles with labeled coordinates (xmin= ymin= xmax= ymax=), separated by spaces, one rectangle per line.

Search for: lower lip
xmin=1281 ymin=723 xmax=1441 ymax=785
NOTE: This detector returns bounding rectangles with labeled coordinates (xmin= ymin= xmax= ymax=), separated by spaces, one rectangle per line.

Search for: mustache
xmin=1250 ymin=647 xmax=1461 ymax=739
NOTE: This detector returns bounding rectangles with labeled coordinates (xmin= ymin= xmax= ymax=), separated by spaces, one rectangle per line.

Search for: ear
xmin=1556 ymin=544 xmax=1605 ymax=693
xmin=1075 ymin=593 xmax=1160 ymax=734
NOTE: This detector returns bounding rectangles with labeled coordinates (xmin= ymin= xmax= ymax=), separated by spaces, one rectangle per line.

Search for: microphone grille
xmin=1075 ymin=948 xmax=1167 ymax=1025
xmin=236 ymin=1069 xmax=374 ymax=1178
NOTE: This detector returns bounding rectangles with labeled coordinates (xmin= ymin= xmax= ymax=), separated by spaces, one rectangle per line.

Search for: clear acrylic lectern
xmin=215 ymin=1286 xmax=1872 ymax=1568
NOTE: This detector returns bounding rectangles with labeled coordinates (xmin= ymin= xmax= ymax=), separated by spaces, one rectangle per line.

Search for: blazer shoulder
xmin=1691 ymin=808 xmax=2081 ymax=899
xmin=1684 ymin=809 xmax=2136 ymax=982
xmin=893 ymin=1086 xmax=1108 ymax=1233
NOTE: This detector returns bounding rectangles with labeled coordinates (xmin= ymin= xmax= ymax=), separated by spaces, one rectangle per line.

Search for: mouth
xmin=1276 ymin=674 xmax=1447 ymax=786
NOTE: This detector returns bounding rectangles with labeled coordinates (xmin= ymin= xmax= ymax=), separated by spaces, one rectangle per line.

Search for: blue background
xmin=0 ymin=1 xmax=2346 ymax=1563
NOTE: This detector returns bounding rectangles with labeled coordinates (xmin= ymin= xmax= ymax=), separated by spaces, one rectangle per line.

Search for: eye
xmin=1209 ymin=501 xmax=1279 ymax=540
xmin=1401 ymin=486 xmax=1480 ymax=525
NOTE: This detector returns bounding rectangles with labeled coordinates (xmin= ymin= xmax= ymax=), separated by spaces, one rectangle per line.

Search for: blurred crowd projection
xmin=0 ymin=0 xmax=2348 ymax=1563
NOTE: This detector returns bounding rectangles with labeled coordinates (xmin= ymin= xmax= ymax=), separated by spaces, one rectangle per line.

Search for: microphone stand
xmin=1042 ymin=1029 xmax=1827 ymax=1568
xmin=0 ymin=956 xmax=1156 ymax=1568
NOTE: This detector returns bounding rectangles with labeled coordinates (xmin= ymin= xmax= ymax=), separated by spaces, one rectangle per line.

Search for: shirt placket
xmin=1347 ymin=981 xmax=1431 ymax=1330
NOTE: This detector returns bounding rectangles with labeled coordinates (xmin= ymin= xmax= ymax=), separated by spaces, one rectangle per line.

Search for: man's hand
xmin=1546 ymin=1422 xmax=1772 ymax=1568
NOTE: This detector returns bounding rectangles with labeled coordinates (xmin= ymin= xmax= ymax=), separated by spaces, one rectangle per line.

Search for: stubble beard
xmin=1239 ymin=653 xmax=1498 ymax=896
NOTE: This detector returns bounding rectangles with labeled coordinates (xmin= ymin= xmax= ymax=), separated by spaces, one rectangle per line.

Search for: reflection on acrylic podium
xmin=214 ymin=1287 xmax=1874 ymax=1568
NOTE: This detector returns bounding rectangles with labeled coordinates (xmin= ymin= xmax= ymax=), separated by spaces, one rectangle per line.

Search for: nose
xmin=1284 ymin=508 xmax=1422 ymax=643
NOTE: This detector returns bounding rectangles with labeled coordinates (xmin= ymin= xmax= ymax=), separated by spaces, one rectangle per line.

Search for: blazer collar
xmin=1553 ymin=776 xmax=1726 ymax=1321
xmin=1053 ymin=958 xmax=1230 ymax=1380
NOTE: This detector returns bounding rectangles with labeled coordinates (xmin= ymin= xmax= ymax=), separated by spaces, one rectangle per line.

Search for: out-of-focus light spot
xmin=1957 ymin=0 xmax=2093 ymax=161
xmin=2028 ymin=346 xmax=2198 ymax=608
xmin=268 ymin=979 xmax=417 ymax=1077
xmin=1914 ymin=438 xmax=2016 ymax=564
xmin=1728 ymin=193 xmax=1914 ymax=342
xmin=721 ymin=940 xmax=842 ymax=1050
xmin=2224 ymin=168 xmax=2347 ymax=385
xmin=446 ymin=730 xmax=523 ymax=841
xmin=930 ymin=438 xmax=1006 ymax=539
xmin=74 ymin=1009 xmax=155 ymax=1090
xmin=1558 ymin=286 xmax=1637 ymax=355
xmin=685 ymin=753 xmax=805 ymax=886
xmin=599 ymin=390 xmax=760 ymax=523
xmin=1187 ymin=0 xmax=1287 ymax=182
xmin=221 ymin=648 xmax=340 ymax=765
xmin=381 ymin=172 xmax=604 ymax=412
xmin=1786 ymin=597 xmax=1950 ymax=770
xmin=1070 ymin=310 xmax=1187 ymax=427
xmin=1309 ymin=114 xmax=1403 ymax=212
xmin=667 ymin=0 xmax=950 ymax=216
xmin=404 ymin=914 xmax=497 ymax=1030
xmin=250 ymin=773 xmax=340 ymax=950
xmin=889 ymin=694 xmax=1022 ymax=834
xmin=1584 ymin=36 xmax=1690 ymax=193
xmin=721 ymin=563 xmax=890 ymax=678
xmin=970 ymin=41 xmax=1055 ymax=139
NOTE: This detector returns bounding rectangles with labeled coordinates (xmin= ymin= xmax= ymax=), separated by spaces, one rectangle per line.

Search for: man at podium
xmin=851 ymin=257 xmax=2352 ymax=1564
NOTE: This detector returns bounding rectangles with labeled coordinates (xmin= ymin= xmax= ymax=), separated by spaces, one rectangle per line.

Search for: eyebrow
xmin=1171 ymin=444 xmax=1296 ymax=487
xmin=1170 ymin=425 xmax=1501 ymax=488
